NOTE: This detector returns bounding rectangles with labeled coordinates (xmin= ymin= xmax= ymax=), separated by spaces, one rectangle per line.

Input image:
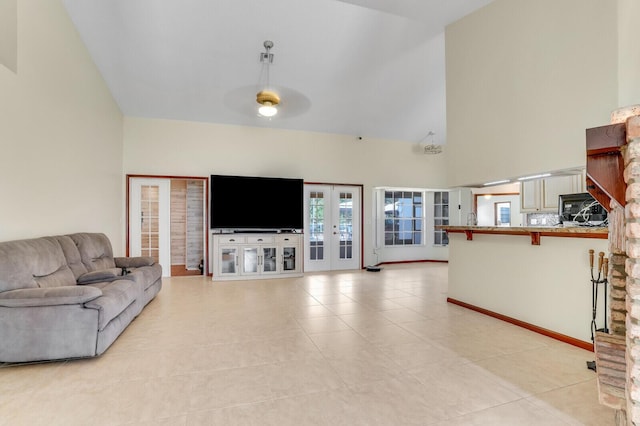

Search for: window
xmin=495 ymin=201 xmax=511 ymax=226
xmin=434 ymin=191 xmax=449 ymax=246
xmin=384 ymin=191 xmax=423 ymax=246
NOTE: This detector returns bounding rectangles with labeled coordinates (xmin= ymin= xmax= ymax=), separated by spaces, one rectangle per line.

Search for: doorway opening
xmin=127 ymin=175 xmax=209 ymax=277
xmin=495 ymin=202 xmax=511 ymax=226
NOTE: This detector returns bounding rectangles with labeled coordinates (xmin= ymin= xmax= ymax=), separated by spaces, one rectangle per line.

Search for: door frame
xmin=303 ymin=181 xmax=364 ymax=271
xmin=126 ymin=174 xmax=210 ymax=274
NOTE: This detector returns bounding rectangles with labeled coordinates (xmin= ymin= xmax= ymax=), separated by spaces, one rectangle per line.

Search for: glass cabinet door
xmin=220 ymin=247 xmax=238 ymax=275
xmin=262 ymin=247 xmax=278 ymax=273
xmin=282 ymin=246 xmax=297 ymax=272
xmin=242 ymin=247 xmax=258 ymax=274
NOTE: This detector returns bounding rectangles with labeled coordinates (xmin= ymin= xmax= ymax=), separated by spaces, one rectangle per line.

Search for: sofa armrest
xmin=114 ymin=257 xmax=155 ymax=268
xmin=0 ymin=286 xmax=102 ymax=308
xmin=77 ymin=268 xmax=123 ymax=285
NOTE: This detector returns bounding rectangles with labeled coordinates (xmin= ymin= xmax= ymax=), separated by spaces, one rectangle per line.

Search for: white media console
xmin=211 ymin=232 xmax=303 ymax=281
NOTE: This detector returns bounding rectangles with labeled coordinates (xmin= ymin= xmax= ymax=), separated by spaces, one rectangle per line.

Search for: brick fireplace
xmin=624 ymin=112 xmax=640 ymax=424
xmin=589 ymin=106 xmax=640 ymax=425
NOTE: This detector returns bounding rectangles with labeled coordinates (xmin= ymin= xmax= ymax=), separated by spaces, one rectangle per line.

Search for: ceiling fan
xmin=223 ymin=40 xmax=311 ymax=121
xmin=255 ymin=40 xmax=279 ymax=117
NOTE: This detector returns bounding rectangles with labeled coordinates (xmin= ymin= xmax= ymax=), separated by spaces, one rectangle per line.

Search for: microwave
xmin=558 ymin=192 xmax=607 ymax=225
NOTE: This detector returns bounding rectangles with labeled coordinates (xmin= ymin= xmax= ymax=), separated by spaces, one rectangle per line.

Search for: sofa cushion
xmin=34 ymin=266 xmax=77 ymax=289
xmin=68 ymin=233 xmax=116 ymax=272
xmin=54 ymin=235 xmax=88 ymax=280
xmin=77 ymin=268 xmax=125 ymax=285
xmin=0 ymin=286 xmax=102 ymax=307
xmin=0 ymin=237 xmax=76 ymax=292
xmin=83 ymin=279 xmax=138 ymax=331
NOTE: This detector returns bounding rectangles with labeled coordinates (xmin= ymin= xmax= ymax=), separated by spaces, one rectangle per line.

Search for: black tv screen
xmin=210 ymin=175 xmax=304 ymax=230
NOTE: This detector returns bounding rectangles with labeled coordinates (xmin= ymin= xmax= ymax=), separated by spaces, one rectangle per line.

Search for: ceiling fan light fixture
xmin=258 ymin=102 xmax=278 ymax=117
xmin=256 ymin=41 xmax=282 ymax=118
xmin=256 ymin=89 xmax=280 ymax=117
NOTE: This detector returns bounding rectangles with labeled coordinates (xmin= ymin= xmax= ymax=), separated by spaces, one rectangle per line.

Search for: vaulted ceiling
xmin=63 ymin=0 xmax=493 ymax=144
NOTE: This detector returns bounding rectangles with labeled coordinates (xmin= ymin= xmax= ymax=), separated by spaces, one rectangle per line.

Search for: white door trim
xmin=129 ymin=178 xmax=171 ymax=277
xmin=304 ymin=184 xmax=361 ymax=272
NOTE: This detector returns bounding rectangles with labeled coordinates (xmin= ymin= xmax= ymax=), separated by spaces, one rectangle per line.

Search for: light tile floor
xmin=0 ymin=263 xmax=615 ymax=425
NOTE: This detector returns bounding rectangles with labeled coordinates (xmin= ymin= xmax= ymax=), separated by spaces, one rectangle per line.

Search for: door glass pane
xmin=309 ymin=191 xmax=325 ymax=261
xmin=140 ymin=185 xmax=160 ymax=263
xmin=243 ymin=247 xmax=258 ymax=273
xmin=339 ymin=192 xmax=353 ymax=260
xmin=221 ymin=248 xmax=237 ymax=274
xmin=263 ymin=247 xmax=277 ymax=272
xmin=283 ymin=246 xmax=296 ymax=271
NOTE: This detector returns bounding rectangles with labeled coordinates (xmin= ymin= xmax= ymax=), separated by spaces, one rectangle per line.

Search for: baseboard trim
xmin=375 ymin=259 xmax=448 ymax=267
xmin=446 ymin=297 xmax=594 ymax=352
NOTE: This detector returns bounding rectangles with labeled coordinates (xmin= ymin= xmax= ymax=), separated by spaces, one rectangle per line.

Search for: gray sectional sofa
xmin=0 ymin=233 xmax=162 ymax=363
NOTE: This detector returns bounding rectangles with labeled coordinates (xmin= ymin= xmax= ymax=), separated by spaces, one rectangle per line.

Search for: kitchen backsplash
xmin=526 ymin=213 xmax=560 ymax=226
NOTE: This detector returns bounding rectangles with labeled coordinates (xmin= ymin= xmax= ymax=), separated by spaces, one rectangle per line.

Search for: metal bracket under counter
xmin=443 ymin=226 xmax=608 ymax=246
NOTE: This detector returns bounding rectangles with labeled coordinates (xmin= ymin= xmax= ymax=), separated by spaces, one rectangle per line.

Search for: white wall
xmin=0 ymin=1 xmax=124 ymax=250
xmin=123 ymin=117 xmax=449 ymax=266
xmin=445 ymin=0 xmax=618 ymax=187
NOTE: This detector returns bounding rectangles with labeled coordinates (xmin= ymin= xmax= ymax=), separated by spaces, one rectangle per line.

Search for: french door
xmin=129 ymin=178 xmax=171 ymax=277
xmin=304 ymin=184 xmax=361 ymax=272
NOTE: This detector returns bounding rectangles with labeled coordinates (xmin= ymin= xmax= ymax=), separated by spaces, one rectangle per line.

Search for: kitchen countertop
xmin=440 ymin=225 xmax=608 ymax=245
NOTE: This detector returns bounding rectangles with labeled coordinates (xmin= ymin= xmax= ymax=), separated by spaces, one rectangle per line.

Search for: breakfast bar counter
xmin=441 ymin=225 xmax=609 ymax=348
xmin=443 ymin=225 xmax=608 ymax=245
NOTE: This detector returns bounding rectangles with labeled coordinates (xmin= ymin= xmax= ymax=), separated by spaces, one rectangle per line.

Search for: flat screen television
xmin=210 ymin=175 xmax=304 ymax=231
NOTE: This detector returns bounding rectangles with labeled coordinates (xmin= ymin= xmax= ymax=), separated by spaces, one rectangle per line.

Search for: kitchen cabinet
xmin=520 ymin=174 xmax=584 ymax=213
xmin=541 ymin=175 xmax=584 ymax=211
xmin=212 ymin=233 xmax=302 ymax=281
xmin=240 ymin=239 xmax=279 ymax=277
xmin=520 ymin=180 xmax=542 ymax=212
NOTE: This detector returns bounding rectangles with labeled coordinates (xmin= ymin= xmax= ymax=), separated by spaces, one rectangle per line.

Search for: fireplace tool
xmin=586 ymin=249 xmax=608 ymax=372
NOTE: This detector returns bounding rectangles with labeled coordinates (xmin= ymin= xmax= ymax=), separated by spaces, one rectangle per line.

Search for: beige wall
xmin=0 ymin=0 xmax=17 ymax=72
xmin=448 ymin=233 xmax=608 ymax=343
xmin=123 ymin=117 xmax=449 ymax=265
xmin=0 ymin=1 xmax=123 ymax=250
xmin=445 ymin=0 xmax=618 ymax=187
xmin=618 ymin=0 xmax=640 ymax=107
